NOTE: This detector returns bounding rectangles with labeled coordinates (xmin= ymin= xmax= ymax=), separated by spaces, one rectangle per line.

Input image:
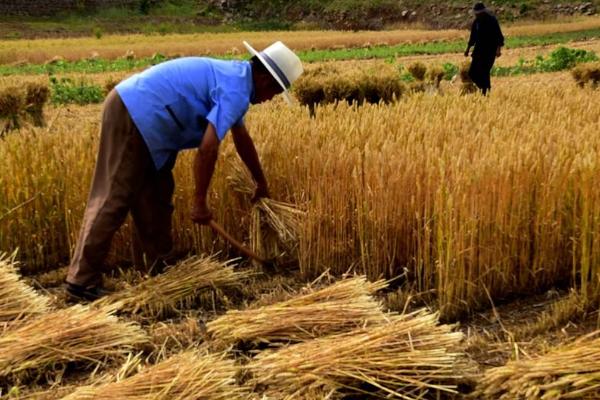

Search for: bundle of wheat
xmin=572 ymin=62 xmax=600 ymax=88
xmin=246 ymin=309 xmax=466 ymax=399
xmin=475 ymin=331 xmax=600 ymax=399
xmin=0 ymin=87 xmax=25 ymax=135
xmin=293 ymin=64 xmax=406 ymax=109
xmin=0 ymin=304 xmax=147 ymax=380
xmin=63 ymin=349 xmax=245 ymax=400
xmin=207 ymin=276 xmax=387 ymax=346
xmin=408 ymin=62 xmax=427 ymax=81
xmin=0 ymin=252 xmax=49 ymax=323
xmin=24 ymin=82 xmax=49 ymax=127
xmin=228 ymin=163 xmax=306 ymax=259
xmin=228 ymin=162 xmax=305 ymax=265
xmin=96 ymin=256 xmax=251 ymax=318
xmin=459 ymin=61 xmax=478 ymax=95
xmin=426 ymin=64 xmax=446 ymax=88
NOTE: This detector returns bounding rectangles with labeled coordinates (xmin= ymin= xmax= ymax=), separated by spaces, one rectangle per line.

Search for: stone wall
xmin=0 ymin=0 xmax=139 ymax=16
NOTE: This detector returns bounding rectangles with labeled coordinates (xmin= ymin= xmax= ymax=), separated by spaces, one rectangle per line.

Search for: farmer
xmin=464 ymin=2 xmax=505 ymax=95
xmin=65 ymin=41 xmax=303 ymax=301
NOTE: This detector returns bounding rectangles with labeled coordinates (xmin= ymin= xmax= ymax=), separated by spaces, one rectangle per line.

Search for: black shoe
xmin=65 ymin=282 xmax=111 ymax=302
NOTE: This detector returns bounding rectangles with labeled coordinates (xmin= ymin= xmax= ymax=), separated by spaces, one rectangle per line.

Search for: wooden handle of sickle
xmin=208 ymin=219 xmax=267 ymax=264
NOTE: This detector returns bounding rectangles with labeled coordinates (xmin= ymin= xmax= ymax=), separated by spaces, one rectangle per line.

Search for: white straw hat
xmin=243 ymin=41 xmax=303 ymax=104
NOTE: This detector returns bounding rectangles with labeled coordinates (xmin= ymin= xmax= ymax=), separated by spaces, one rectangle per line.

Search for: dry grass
xmin=207 ymin=276 xmax=387 ymax=346
xmin=246 ymin=309 xmax=466 ymax=399
xmin=0 ymin=304 xmax=147 ymax=380
xmin=95 ymin=256 xmax=253 ymax=318
xmin=474 ymin=331 xmax=600 ymax=399
xmin=63 ymin=349 xmax=245 ymax=400
xmin=0 ymin=252 xmax=49 ymax=323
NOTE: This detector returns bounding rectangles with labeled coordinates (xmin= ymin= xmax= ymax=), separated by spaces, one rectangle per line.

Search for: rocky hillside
xmin=1 ymin=0 xmax=598 ymax=39
xmin=208 ymin=0 xmax=599 ymax=29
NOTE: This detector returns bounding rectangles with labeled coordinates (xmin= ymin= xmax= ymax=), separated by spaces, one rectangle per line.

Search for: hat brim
xmin=244 ymin=41 xmax=293 ymax=105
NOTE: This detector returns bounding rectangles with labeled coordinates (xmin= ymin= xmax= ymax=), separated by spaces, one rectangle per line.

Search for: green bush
xmin=49 ymin=76 xmax=104 ymax=105
xmin=536 ymin=47 xmax=598 ymax=72
xmin=442 ymin=63 xmax=459 ymax=80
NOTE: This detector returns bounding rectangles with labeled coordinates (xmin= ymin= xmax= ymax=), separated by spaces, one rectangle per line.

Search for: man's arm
xmin=495 ymin=17 xmax=505 ymax=57
xmin=191 ymin=123 xmax=220 ymax=225
xmin=231 ymin=123 xmax=270 ymax=202
xmin=465 ymin=20 xmax=477 ymax=56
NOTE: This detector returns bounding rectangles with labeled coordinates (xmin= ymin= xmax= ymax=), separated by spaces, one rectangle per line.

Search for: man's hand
xmin=251 ymin=183 xmax=270 ymax=203
xmin=231 ymin=124 xmax=271 ymax=204
xmin=464 ymin=49 xmax=470 ymax=57
xmin=191 ymin=198 xmax=212 ymax=225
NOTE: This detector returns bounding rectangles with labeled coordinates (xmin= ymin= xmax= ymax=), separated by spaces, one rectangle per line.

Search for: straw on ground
xmin=247 ymin=309 xmax=466 ymax=399
xmin=207 ymin=276 xmax=388 ymax=346
xmin=95 ymin=256 xmax=253 ymax=318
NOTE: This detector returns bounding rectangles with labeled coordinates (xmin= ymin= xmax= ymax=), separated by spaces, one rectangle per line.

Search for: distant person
xmin=65 ymin=41 xmax=303 ymax=302
xmin=464 ymin=2 xmax=505 ymax=95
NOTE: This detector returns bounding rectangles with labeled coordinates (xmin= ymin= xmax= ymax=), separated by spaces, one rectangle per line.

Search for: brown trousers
xmin=66 ymin=90 xmax=175 ymax=288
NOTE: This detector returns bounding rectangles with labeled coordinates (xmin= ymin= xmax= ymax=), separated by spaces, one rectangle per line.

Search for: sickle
xmin=208 ymin=219 xmax=268 ymax=264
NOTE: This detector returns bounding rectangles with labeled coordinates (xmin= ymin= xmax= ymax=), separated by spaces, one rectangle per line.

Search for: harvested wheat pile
xmin=0 ymin=304 xmax=147 ymax=380
xmin=96 ymin=256 xmax=252 ymax=318
xmin=246 ymin=309 xmax=465 ymax=399
xmin=0 ymin=252 xmax=49 ymax=323
xmin=207 ymin=276 xmax=387 ymax=346
xmin=459 ymin=61 xmax=478 ymax=95
xmin=572 ymin=62 xmax=600 ymax=88
xmin=475 ymin=331 xmax=600 ymax=399
xmin=63 ymin=349 xmax=245 ymax=400
xmin=149 ymin=317 xmax=205 ymax=357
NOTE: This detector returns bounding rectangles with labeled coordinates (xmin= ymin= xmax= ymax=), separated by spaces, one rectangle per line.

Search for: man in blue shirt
xmin=66 ymin=41 xmax=303 ymax=301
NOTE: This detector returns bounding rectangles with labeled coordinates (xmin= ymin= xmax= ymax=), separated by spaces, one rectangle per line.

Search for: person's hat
xmin=473 ymin=2 xmax=488 ymax=13
xmin=243 ymin=41 xmax=303 ymax=104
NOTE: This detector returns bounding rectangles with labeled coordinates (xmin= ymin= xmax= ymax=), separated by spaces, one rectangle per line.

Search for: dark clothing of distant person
xmin=466 ymin=9 xmax=505 ymax=95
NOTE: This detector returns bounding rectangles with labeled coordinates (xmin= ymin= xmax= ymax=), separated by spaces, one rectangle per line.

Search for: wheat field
xmin=1 ymin=72 xmax=599 ymax=318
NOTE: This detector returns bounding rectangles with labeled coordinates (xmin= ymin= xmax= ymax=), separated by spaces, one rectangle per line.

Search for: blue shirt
xmin=116 ymin=57 xmax=254 ymax=170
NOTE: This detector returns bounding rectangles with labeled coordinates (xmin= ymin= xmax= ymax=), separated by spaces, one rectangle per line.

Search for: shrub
xmin=536 ymin=47 xmax=598 ymax=72
xmin=442 ymin=62 xmax=459 ymax=81
xmin=49 ymin=76 xmax=104 ymax=105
